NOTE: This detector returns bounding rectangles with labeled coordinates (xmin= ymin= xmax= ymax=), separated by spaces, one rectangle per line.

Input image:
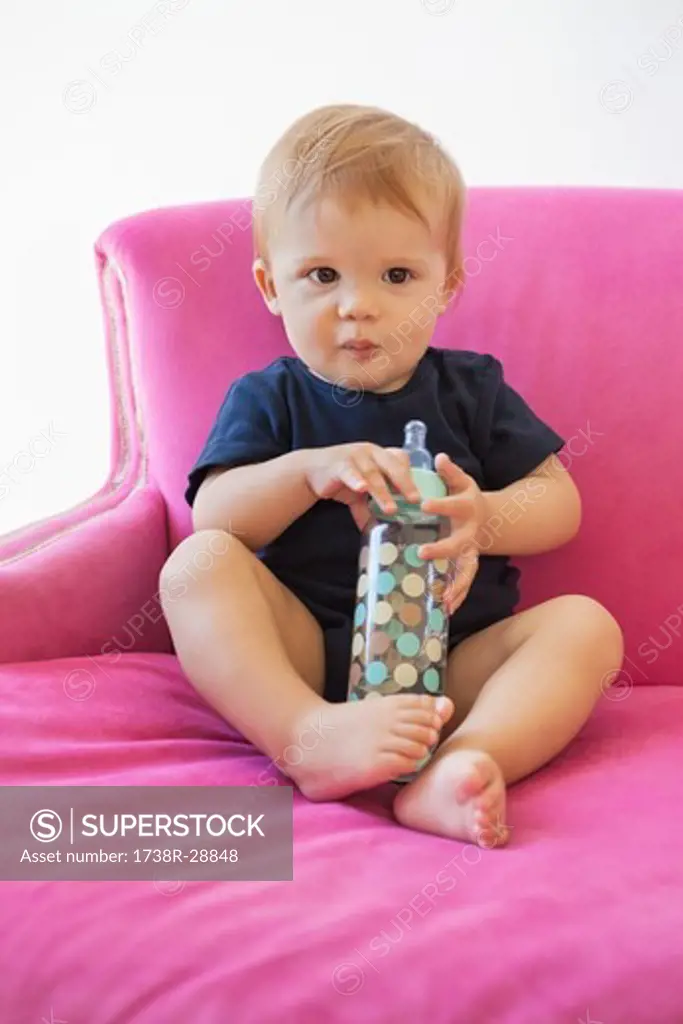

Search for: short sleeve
xmin=184 ymin=372 xmax=290 ymax=507
xmin=474 ymin=356 xmax=565 ymax=490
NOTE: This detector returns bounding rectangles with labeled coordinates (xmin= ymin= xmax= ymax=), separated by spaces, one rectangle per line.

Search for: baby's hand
xmin=417 ymin=453 xmax=485 ymax=615
xmin=305 ymin=442 xmax=421 ymax=529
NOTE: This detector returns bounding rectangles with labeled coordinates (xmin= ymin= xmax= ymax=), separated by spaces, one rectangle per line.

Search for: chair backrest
xmin=96 ymin=188 xmax=683 ymax=685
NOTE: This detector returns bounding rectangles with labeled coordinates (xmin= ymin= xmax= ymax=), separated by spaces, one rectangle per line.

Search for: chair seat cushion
xmin=1 ymin=653 xmax=682 ymax=1023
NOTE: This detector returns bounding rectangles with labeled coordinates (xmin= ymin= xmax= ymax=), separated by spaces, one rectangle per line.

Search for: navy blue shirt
xmin=185 ymin=347 xmax=564 ymax=639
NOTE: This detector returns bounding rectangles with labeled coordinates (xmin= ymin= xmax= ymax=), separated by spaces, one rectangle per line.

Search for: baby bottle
xmin=346 ymin=420 xmax=451 ymax=781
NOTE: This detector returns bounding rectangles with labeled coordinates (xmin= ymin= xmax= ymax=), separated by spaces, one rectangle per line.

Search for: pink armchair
xmin=2 ymin=188 xmax=683 ymax=1023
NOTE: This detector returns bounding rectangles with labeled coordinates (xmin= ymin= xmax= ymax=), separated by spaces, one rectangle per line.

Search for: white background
xmin=2 ymin=0 xmax=682 ymax=536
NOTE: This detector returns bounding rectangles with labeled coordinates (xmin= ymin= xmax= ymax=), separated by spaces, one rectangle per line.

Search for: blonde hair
xmin=253 ymin=104 xmax=466 ymax=287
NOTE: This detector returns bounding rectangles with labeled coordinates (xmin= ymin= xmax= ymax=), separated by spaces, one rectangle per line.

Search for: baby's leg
xmin=394 ymin=595 xmax=624 ymax=845
xmin=160 ymin=530 xmax=452 ymax=800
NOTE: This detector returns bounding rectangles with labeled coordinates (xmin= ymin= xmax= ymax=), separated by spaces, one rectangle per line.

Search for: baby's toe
xmin=473 ymin=800 xmax=510 ymax=848
xmin=472 ymin=789 xmax=499 ymax=817
xmin=477 ymin=822 xmax=511 ymax=848
xmin=395 ymin=720 xmax=439 ymax=748
xmin=454 ymin=758 xmax=492 ymax=801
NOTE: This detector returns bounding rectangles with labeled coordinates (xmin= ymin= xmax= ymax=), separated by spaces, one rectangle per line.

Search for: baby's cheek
xmin=369 ymin=350 xmax=391 ymax=373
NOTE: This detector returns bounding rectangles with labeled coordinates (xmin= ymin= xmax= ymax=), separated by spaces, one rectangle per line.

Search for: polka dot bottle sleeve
xmin=346 ymin=421 xmax=450 ymax=782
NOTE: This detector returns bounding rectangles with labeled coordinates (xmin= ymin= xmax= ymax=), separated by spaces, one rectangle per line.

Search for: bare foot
xmin=393 ymin=748 xmax=510 ymax=847
xmin=284 ymin=694 xmax=454 ymax=801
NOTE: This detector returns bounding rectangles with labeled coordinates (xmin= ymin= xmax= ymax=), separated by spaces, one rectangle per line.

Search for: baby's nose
xmin=337 ymin=287 xmax=379 ymax=320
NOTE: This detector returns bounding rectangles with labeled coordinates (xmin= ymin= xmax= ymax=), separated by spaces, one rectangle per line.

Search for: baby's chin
xmin=291 ymin=342 xmax=424 ymax=395
xmin=348 ymin=359 xmax=421 ymax=394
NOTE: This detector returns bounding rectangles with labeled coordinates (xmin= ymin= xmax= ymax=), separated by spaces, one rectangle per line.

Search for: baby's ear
xmin=252 ymin=258 xmax=281 ymax=316
xmin=433 ymin=288 xmax=455 ymax=316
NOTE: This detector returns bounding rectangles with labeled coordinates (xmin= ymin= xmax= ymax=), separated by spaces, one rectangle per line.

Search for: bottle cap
xmin=410 ymin=466 xmax=447 ymax=501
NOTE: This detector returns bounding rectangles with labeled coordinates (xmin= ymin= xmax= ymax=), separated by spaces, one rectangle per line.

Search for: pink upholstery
xmin=1 ymin=188 xmax=683 ymax=1022
xmin=2 ymin=655 xmax=683 ymax=1022
xmin=0 ymin=487 xmax=170 ymax=663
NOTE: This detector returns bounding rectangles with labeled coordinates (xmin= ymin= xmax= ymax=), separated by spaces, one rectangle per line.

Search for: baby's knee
xmin=556 ymin=594 xmax=623 ymax=654
xmin=158 ymin=528 xmax=247 ymax=602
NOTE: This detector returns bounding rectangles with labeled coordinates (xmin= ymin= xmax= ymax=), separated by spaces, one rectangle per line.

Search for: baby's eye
xmin=383 ymin=267 xmax=414 ymax=285
xmin=307 ymin=267 xmax=339 ymax=285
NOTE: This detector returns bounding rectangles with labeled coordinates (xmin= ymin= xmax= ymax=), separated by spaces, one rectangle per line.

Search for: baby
xmin=161 ymin=104 xmax=624 ymax=847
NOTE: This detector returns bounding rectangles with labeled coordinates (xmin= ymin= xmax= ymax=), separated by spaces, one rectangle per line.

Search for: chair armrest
xmin=0 ymin=486 xmax=171 ymax=664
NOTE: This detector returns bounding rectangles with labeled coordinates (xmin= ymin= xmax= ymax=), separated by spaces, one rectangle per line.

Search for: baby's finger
xmin=454 ymin=549 xmax=480 ymax=596
xmin=421 ymin=494 xmax=474 ymax=520
xmin=457 ymin=546 xmax=480 ymax=580
xmin=419 ymin=529 xmax=478 ymax=561
xmin=352 ymin=454 xmax=397 ymax=513
xmin=376 ymin=449 xmax=421 ymax=504
xmin=349 ymin=499 xmax=371 ymax=532
xmin=434 ymin=452 xmax=473 ymax=494
xmin=337 ymin=463 xmax=369 ymax=493
xmin=418 ymin=535 xmax=457 ymax=560
xmin=444 ymin=577 xmax=469 ymax=615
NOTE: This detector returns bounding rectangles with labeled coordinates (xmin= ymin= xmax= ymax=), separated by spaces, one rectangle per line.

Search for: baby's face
xmin=254 ymin=193 xmax=449 ymax=394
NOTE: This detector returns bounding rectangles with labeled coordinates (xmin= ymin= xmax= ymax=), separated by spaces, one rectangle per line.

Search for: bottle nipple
xmin=403 ymin=420 xmax=433 ymax=471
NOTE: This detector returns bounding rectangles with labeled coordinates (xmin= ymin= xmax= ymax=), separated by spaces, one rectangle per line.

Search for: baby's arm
xmin=192 ymin=450 xmax=318 ymax=550
xmin=476 ymin=456 xmax=581 ymax=556
xmin=192 ymin=441 xmax=424 ymax=551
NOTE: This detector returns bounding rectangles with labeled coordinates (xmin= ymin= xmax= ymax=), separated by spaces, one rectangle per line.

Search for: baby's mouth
xmin=342 ymin=340 xmax=379 ymax=359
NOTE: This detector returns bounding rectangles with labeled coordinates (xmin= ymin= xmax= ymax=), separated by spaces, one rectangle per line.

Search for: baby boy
xmin=161 ymin=104 xmax=624 ymax=847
